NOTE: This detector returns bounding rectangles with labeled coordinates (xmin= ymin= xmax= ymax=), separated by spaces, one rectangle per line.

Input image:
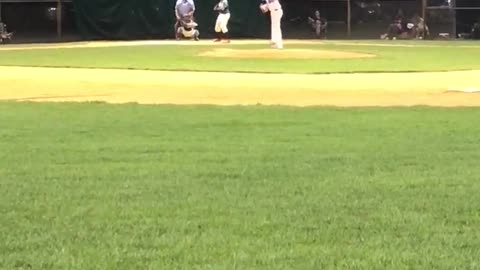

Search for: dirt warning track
xmin=1 ymin=66 xmax=480 ymax=107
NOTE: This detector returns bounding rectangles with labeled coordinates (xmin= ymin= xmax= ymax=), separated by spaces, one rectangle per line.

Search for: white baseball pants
xmin=270 ymin=9 xmax=283 ymax=49
xmin=215 ymin=13 xmax=231 ymax=33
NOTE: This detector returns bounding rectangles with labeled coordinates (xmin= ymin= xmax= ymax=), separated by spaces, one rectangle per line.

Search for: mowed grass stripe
xmin=0 ymin=43 xmax=479 ymax=73
xmin=1 ymin=102 xmax=480 ymax=269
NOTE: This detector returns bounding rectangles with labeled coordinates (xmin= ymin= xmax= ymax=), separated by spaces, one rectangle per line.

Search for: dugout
xmin=0 ymin=0 xmax=79 ymax=42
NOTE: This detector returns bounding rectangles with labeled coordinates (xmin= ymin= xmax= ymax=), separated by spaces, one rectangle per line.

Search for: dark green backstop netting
xmin=72 ymin=0 xmax=269 ymax=39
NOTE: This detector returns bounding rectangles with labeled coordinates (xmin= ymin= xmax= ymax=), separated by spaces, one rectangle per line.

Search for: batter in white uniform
xmin=260 ymin=0 xmax=283 ymax=49
xmin=214 ymin=0 xmax=231 ymax=42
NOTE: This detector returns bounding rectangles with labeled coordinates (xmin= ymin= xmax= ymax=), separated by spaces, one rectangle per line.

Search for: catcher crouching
xmin=177 ymin=16 xmax=200 ymax=41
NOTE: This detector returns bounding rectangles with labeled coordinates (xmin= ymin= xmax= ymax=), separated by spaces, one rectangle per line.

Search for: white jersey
xmin=266 ymin=0 xmax=281 ymax=11
xmin=260 ymin=0 xmax=283 ymax=49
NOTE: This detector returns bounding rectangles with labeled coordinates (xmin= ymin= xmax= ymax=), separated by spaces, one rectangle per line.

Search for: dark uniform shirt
xmin=215 ymin=0 xmax=229 ymax=14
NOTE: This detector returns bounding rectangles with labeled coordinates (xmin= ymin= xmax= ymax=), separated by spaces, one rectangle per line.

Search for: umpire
xmin=175 ymin=0 xmax=196 ymax=40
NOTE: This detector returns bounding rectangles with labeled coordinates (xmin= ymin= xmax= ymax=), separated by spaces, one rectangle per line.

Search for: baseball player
xmin=412 ymin=14 xmax=429 ymax=39
xmin=0 ymin=23 xmax=13 ymax=44
xmin=260 ymin=0 xmax=283 ymax=49
xmin=308 ymin=10 xmax=328 ymax=39
xmin=175 ymin=0 xmax=195 ymax=40
xmin=213 ymin=0 xmax=231 ymax=43
xmin=177 ymin=16 xmax=200 ymax=41
xmin=473 ymin=18 xmax=480 ymax=39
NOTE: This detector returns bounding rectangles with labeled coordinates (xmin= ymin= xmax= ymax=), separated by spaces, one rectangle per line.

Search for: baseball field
xmin=1 ymin=40 xmax=480 ymax=269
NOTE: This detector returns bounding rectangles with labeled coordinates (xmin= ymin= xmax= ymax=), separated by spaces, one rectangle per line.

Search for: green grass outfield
xmin=0 ymin=40 xmax=479 ymax=73
xmin=1 ymin=102 xmax=480 ymax=269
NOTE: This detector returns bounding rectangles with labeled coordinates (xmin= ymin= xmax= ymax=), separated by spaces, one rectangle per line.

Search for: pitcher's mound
xmin=199 ymin=48 xmax=375 ymax=59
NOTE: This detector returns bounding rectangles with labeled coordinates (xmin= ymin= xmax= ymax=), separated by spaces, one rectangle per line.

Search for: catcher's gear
xmin=177 ymin=17 xmax=200 ymax=40
xmin=180 ymin=17 xmax=198 ymax=29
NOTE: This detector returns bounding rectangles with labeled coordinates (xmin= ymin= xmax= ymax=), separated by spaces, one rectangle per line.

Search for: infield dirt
xmin=1 ymin=40 xmax=480 ymax=107
xmin=1 ymin=66 xmax=480 ymax=107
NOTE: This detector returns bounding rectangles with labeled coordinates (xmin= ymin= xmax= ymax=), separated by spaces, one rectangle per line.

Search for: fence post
xmin=347 ymin=0 xmax=351 ymax=37
xmin=451 ymin=0 xmax=456 ymax=38
xmin=57 ymin=0 xmax=62 ymax=39
xmin=422 ymin=0 xmax=426 ymax=21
